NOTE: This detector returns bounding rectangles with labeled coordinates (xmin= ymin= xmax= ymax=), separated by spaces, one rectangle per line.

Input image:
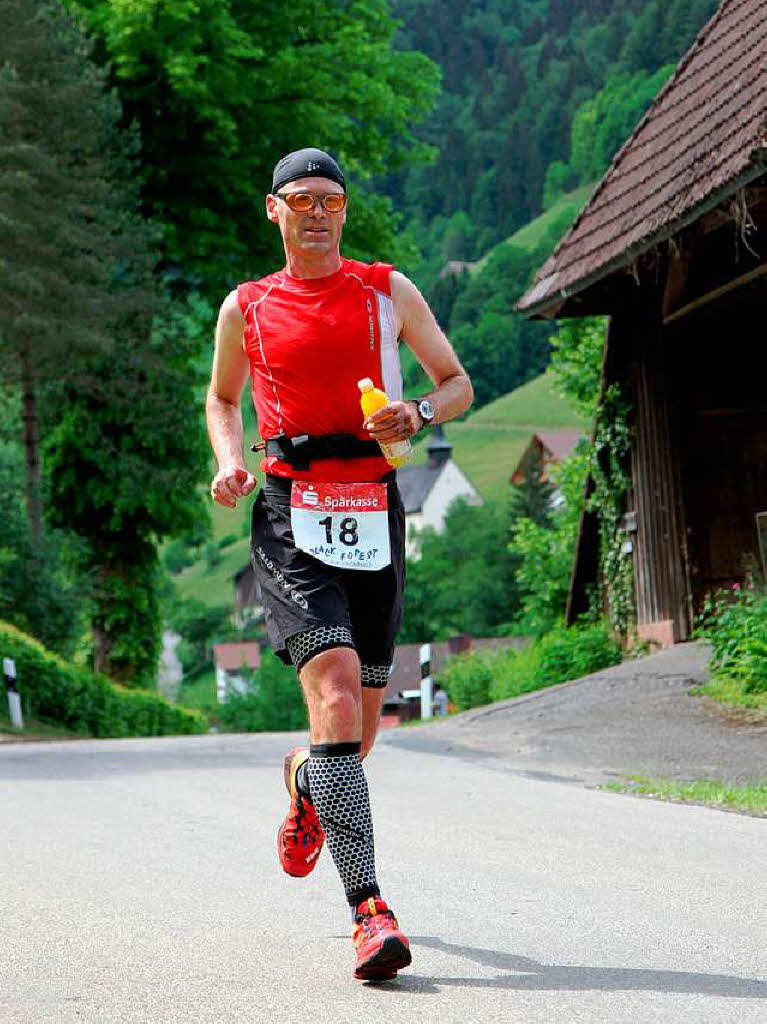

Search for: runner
xmin=206 ymin=147 xmax=472 ymax=980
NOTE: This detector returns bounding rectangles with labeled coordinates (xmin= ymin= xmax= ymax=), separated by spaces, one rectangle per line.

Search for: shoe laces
xmin=354 ymin=897 xmax=398 ymax=937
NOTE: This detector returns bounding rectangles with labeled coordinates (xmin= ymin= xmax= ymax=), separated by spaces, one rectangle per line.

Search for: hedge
xmin=0 ymin=621 xmax=207 ymax=737
xmin=437 ymin=620 xmax=622 ymax=712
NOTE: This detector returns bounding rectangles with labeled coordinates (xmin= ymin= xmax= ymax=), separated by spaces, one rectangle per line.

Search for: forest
xmin=0 ymin=0 xmax=721 ymax=701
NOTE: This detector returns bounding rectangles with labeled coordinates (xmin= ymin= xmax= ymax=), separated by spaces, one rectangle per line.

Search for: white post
xmin=216 ymin=665 xmax=227 ymax=704
xmin=419 ymin=643 xmax=432 ymax=720
xmin=3 ymin=657 xmax=23 ymax=730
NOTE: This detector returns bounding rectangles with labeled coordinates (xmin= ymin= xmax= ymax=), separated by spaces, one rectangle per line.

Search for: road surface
xmin=1 ymin=732 xmax=765 ymax=1023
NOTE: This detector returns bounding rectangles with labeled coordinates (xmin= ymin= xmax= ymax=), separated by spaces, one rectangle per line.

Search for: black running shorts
xmin=250 ymin=473 xmax=405 ymax=683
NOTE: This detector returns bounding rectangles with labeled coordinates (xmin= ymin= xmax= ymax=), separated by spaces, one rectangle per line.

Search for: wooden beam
xmin=664 ymin=262 xmax=767 ymax=325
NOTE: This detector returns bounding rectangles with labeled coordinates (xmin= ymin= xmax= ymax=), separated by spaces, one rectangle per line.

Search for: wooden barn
xmin=518 ymin=0 xmax=767 ymax=648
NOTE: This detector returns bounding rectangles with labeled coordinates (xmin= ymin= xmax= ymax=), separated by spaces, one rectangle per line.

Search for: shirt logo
xmin=366 ymin=298 xmax=375 ymax=351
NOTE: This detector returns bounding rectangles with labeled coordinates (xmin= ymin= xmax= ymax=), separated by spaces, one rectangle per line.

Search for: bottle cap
xmin=358 ymin=378 xmax=374 ymax=392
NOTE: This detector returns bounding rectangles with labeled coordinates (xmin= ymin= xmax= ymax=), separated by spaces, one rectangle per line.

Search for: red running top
xmin=237 ymin=258 xmax=402 ymax=483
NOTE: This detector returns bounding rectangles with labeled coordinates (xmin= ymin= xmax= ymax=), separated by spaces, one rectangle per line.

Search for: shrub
xmin=162 ymin=538 xmax=198 ymax=575
xmin=437 ymin=620 xmax=622 ymax=711
xmin=697 ymin=584 xmax=767 ymax=695
xmin=437 ymin=653 xmax=495 ymax=712
xmin=218 ymin=650 xmax=308 ymax=732
xmin=0 ymin=621 xmax=207 ymax=737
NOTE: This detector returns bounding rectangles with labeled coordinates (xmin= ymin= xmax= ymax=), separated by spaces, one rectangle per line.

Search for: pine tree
xmin=510 ymin=447 xmax=555 ymax=528
xmin=0 ymin=0 xmax=147 ymax=544
xmin=0 ymin=0 xmax=207 ymax=684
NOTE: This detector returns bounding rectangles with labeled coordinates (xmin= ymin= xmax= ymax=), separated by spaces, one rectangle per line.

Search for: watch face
xmin=418 ymin=399 xmax=435 ymax=422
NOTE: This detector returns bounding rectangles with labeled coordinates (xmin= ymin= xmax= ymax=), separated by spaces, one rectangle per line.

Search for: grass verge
xmin=602 ymin=776 xmax=767 ymax=816
xmin=690 ymin=676 xmax=767 ymax=717
xmin=0 ymin=714 xmax=89 ymax=741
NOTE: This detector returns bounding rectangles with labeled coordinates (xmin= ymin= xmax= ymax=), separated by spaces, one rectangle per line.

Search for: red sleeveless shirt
xmin=237 ymin=258 xmax=402 ymax=483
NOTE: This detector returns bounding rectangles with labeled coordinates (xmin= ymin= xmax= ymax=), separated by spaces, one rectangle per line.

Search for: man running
xmin=206 ymin=147 xmax=472 ymax=980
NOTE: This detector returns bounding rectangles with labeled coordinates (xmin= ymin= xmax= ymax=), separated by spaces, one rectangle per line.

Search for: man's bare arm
xmin=363 ymin=271 xmax=473 ymax=443
xmin=206 ymin=290 xmax=256 ymax=508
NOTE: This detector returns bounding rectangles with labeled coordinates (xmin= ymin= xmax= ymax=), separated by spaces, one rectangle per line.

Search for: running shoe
xmin=277 ymin=747 xmax=324 ymax=877
xmin=352 ymin=896 xmax=412 ymax=980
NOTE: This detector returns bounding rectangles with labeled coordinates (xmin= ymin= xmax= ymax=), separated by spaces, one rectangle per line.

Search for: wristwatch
xmin=415 ymin=398 xmax=435 ymax=430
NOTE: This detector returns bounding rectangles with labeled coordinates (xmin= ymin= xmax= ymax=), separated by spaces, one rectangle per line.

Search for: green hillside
xmin=411 ymin=371 xmax=587 ymax=503
xmin=475 ymin=183 xmax=594 ymax=271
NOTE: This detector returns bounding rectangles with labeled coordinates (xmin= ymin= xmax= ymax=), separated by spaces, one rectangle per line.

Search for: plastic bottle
xmin=358 ymin=378 xmax=412 ymax=468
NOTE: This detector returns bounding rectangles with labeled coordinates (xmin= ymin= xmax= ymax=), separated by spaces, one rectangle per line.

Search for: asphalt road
xmin=389 ymin=642 xmax=767 ymax=788
xmin=1 ymin=730 xmax=765 ymax=1023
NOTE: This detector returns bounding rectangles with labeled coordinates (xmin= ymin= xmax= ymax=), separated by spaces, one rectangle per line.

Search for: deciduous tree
xmin=69 ymin=0 xmax=441 ymax=290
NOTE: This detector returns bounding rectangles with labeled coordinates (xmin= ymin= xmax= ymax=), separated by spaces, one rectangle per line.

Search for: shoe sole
xmin=283 ymin=746 xmax=309 ymax=798
xmin=354 ymin=936 xmax=412 ymax=981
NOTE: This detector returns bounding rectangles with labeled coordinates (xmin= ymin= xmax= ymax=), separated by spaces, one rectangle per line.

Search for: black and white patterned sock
xmin=306 ymin=741 xmax=380 ymax=907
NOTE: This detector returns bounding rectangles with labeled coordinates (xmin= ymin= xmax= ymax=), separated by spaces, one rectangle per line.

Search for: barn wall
xmin=622 ymin=296 xmax=692 ymax=643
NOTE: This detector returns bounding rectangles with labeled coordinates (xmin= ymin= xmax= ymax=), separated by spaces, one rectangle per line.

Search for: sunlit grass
xmin=602 ymin=776 xmax=767 ymax=816
xmin=689 ymin=676 xmax=767 ymax=715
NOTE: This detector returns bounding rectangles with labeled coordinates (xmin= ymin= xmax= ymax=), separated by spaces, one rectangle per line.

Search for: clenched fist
xmin=210 ymin=464 xmax=257 ymax=508
xmin=364 ymin=400 xmax=421 ymax=443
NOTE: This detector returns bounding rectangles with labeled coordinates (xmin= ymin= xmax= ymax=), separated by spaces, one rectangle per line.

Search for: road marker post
xmin=3 ymin=657 xmax=24 ymax=730
xmin=419 ymin=643 xmax=433 ymax=720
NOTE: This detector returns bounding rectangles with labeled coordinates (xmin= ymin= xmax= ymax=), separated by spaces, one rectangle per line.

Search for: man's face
xmin=266 ymin=176 xmax=347 ymax=256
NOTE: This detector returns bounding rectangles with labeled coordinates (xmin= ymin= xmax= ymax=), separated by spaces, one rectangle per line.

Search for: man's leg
xmin=361 ymin=687 xmax=386 ymax=758
xmin=288 ymin=641 xmax=410 ymax=979
xmin=296 ymin=646 xmax=380 ymax=905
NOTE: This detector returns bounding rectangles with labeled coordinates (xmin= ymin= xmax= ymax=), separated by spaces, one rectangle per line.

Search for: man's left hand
xmin=364 ymin=401 xmax=421 ymax=442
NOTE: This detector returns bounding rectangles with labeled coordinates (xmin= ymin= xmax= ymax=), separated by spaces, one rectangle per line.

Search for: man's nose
xmin=308 ymin=201 xmax=326 ymax=218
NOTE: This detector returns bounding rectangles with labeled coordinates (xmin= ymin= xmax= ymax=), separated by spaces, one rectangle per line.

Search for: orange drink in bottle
xmin=358 ymin=378 xmax=412 ymax=468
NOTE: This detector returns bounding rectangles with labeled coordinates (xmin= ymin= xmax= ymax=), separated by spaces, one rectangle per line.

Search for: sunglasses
xmin=275 ymin=191 xmax=347 ymax=213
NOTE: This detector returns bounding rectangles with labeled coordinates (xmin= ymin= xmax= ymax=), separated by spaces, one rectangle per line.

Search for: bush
xmin=437 ymin=653 xmax=495 ymax=712
xmin=437 ymin=620 xmax=622 ymax=711
xmin=0 ymin=621 xmax=207 ymax=737
xmin=218 ymin=650 xmax=308 ymax=732
xmin=697 ymin=584 xmax=767 ymax=695
xmin=163 ymin=538 xmax=198 ymax=575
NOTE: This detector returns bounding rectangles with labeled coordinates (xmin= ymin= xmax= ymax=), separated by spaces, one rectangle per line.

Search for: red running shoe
xmin=277 ymin=747 xmax=324 ymax=878
xmin=352 ymin=897 xmax=412 ymax=981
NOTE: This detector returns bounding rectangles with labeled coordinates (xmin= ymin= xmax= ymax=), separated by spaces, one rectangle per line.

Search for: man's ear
xmin=265 ymin=194 xmax=279 ymax=223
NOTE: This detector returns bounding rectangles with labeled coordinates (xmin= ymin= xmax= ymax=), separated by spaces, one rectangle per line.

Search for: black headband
xmin=271 ymin=148 xmax=346 ymax=193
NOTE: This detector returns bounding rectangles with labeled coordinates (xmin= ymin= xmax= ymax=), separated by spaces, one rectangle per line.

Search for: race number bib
xmin=290 ymin=482 xmax=391 ymax=571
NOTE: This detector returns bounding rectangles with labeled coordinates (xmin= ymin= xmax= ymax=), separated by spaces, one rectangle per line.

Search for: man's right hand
xmin=210 ymin=465 xmax=257 ymax=508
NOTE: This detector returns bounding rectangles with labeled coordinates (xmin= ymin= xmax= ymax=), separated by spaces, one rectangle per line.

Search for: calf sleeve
xmin=306 ymin=741 xmax=380 ymax=907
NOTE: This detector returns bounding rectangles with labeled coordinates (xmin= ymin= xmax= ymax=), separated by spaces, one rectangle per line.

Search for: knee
xmin=318 ymin=677 xmax=360 ymax=723
xmin=302 ymin=648 xmax=361 ymax=727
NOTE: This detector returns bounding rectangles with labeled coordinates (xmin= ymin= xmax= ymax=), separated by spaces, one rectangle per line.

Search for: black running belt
xmin=252 ymin=433 xmax=380 ymax=471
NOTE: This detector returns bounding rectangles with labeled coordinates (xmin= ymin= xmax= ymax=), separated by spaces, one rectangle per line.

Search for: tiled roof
xmin=536 ymin=429 xmax=585 ymax=462
xmin=213 ymin=642 xmax=261 ymax=672
xmin=518 ymin=0 xmax=767 ymax=315
xmin=396 ymin=463 xmax=442 ymax=513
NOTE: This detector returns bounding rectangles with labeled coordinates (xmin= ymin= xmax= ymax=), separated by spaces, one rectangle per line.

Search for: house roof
xmin=518 ymin=0 xmax=767 ymax=317
xmin=512 ymin=429 xmax=585 ymax=484
xmin=395 ymin=463 xmax=443 ymax=513
xmin=536 ymin=429 xmax=585 ymax=462
xmin=213 ymin=642 xmax=261 ymax=671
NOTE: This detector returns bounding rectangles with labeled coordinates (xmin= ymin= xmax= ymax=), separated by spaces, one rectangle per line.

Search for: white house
xmin=396 ymin=427 xmax=481 ymax=558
